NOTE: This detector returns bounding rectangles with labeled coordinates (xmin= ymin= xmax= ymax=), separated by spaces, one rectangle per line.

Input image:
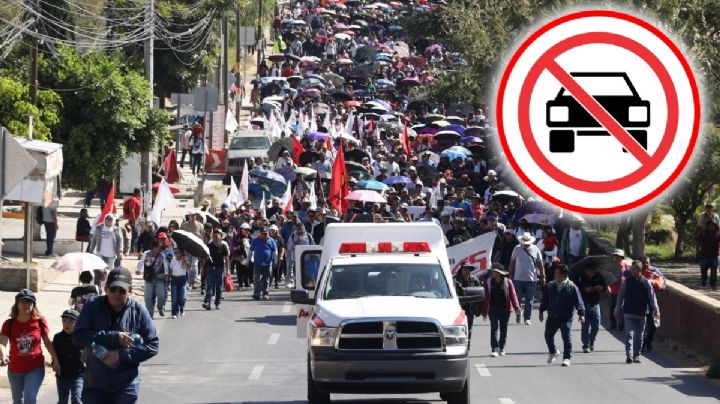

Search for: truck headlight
xmin=549 ymin=106 xmax=569 ymax=122
xmin=628 ymin=106 xmax=648 ymax=122
xmin=442 ymin=325 xmax=468 ymax=346
xmin=310 ymin=327 xmax=338 ymax=347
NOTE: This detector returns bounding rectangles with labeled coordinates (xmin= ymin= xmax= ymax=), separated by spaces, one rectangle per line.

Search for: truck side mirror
xmin=458 ymin=286 xmax=485 ymax=304
xmin=290 ymin=289 xmax=315 ymax=305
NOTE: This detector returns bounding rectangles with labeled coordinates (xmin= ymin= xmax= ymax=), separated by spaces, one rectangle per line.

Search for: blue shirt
xmin=449 ymin=200 xmax=472 ymax=218
xmin=250 ymin=236 xmax=277 ymax=266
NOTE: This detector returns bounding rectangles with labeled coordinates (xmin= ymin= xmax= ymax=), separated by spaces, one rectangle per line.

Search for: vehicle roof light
xmin=339 ymin=242 xmax=367 ymax=254
xmin=339 ymin=241 xmax=431 ymax=254
xmin=377 ymin=242 xmax=393 ymax=253
xmin=403 ymin=242 xmax=431 ymax=253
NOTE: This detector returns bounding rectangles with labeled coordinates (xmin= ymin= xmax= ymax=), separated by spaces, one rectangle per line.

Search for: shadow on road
xmin=201 ymin=400 xmax=437 ymax=404
xmin=622 ymin=374 xmax=720 ymax=399
xmin=235 ymin=315 xmax=296 ymax=326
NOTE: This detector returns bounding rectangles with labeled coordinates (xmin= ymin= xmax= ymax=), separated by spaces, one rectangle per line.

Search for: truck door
xmin=294 ymin=245 xmax=323 ymax=338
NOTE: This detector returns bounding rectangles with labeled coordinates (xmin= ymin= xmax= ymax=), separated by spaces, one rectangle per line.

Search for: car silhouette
xmin=546 ymin=72 xmax=650 ymax=153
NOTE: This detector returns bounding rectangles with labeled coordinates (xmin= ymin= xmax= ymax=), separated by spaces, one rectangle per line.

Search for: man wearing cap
xmin=509 ymin=232 xmax=545 ymax=325
xmin=53 ymin=309 xmax=83 ymax=404
xmin=250 ymin=226 xmax=278 ymax=300
xmin=202 ymin=229 xmax=231 ymax=310
xmin=608 ymin=249 xmax=629 ymax=330
xmin=73 ymin=267 xmax=159 ymax=403
xmin=268 ymin=224 xmax=286 ymax=289
xmin=481 ymin=264 xmax=521 ymax=357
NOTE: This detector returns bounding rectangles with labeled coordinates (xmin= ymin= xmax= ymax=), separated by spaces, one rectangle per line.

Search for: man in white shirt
xmin=509 ymin=232 xmax=546 ymax=325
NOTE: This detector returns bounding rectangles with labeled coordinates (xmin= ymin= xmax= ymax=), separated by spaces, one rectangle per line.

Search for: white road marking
xmin=267 ymin=333 xmax=280 ymax=345
xmin=499 ymin=398 xmax=515 ymax=404
xmin=248 ymin=365 xmax=264 ymax=380
xmin=282 ymin=303 xmax=292 ymax=313
xmin=475 ymin=364 xmax=491 ymax=377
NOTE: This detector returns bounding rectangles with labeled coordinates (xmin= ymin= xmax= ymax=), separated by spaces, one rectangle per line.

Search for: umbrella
xmin=521 ymin=213 xmax=556 ymax=225
xmin=348 ymin=170 xmax=373 ymax=180
xmin=491 ymin=190 xmax=521 ymax=205
xmin=442 ymin=124 xmax=466 ymax=136
xmin=425 ymin=44 xmax=443 ymax=53
xmin=195 ymin=211 xmax=221 ymax=228
xmin=334 ymin=32 xmax=352 ymax=41
xmin=346 ymin=190 xmax=387 ymax=203
xmin=570 ymin=256 xmax=620 ymax=285
xmin=303 ymin=88 xmax=322 ymax=98
xmin=400 ymin=77 xmax=422 ymax=86
xmin=306 ymin=132 xmax=329 ymax=141
xmin=152 ymin=182 xmax=180 ymax=194
xmin=343 ymin=100 xmax=363 ymax=108
xmin=322 ymin=73 xmax=345 ymax=86
xmin=51 ymin=252 xmax=109 ymax=272
xmin=337 ymin=133 xmax=361 ymax=146
xmin=444 ymin=146 xmax=472 ymax=156
xmin=383 ymin=176 xmax=414 ymax=188
xmin=299 ymin=150 xmax=322 ymax=166
xmin=345 ymin=160 xmax=368 ymax=172
xmin=424 ymin=113 xmax=446 ymax=124
xmin=306 ymin=171 xmax=332 ymax=181
xmin=336 ymin=58 xmax=354 ymax=65
xmin=370 ymin=99 xmax=393 ymax=111
xmin=330 ymin=90 xmax=353 ymax=101
xmin=268 ymin=54 xmax=285 ymax=62
xmin=248 ymin=182 xmax=272 ymax=200
xmin=440 ymin=150 xmax=467 ymax=161
xmin=268 ymin=137 xmax=295 ymax=162
xmin=170 ymin=230 xmax=211 ymax=261
xmin=344 ymin=149 xmax=370 ymax=162
xmin=465 ymin=126 xmax=487 ymax=137
xmin=434 ymin=130 xmax=461 ymax=141
xmin=460 ymin=136 xmax=484 ymax=144
xmin=249 ymin=169 xmax=287 ymax=191
xmin=275 ymin=165 xmax=297 ymax=183
xmin=355 ymin=45 xmax=378 ymax=62
xmin=418 ymin=126 xmax=438 ymax=136
xmin=356 ymin=180 xmax=389 ymax=191
xmin=295 ymin=167 xmax=317 ymax=176
xmin=445 ymin=116 xmax=466 ymax=125
xmin=431 ymin=120 xmax=451 ymax=128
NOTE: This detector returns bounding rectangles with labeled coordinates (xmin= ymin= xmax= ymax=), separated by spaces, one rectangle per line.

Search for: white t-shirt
xmin=511 ymin=244 xmax=543 ymax=282
xmin=568 ymin=228 xmax=583 ymax=257
xmin=169 ymin=258 xmax=187 ymax=277
xmin=99 ymin=225 xmax=116 ymax=258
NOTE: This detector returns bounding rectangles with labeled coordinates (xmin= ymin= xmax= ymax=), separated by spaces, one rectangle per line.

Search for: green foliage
xmin=38 ymin=46 xmax=171 ymax=190
xmin=0 ymin=75 xmax=61 ymax=141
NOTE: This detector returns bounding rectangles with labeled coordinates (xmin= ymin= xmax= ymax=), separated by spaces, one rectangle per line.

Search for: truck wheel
xmin=307 ymin=356 xmax=330 ymax=404
xmin=549 ymin=130 xmax=575 ymax=152
xmin=623 ymin=130 xmax=647 ymax=153
xmin=444 ymin=379 xmax=469 ymax=404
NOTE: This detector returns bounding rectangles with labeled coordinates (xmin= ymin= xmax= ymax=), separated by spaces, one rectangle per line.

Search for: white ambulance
xmin=291 ymin=223 xmax=484 ymax=404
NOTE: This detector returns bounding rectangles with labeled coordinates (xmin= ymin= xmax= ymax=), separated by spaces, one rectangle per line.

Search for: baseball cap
xmin=240 ymin=223 xmax=251 ymax=230
xmin=107 ymin=267 xmax=132 ymax=290
xmin=269 ymin=224 xmax=279 ymax=232
xmin=15 ymin=289 xmax=36 ymax=303
xmin=260 ymin=226 xmax=269 ymax=233
xmin=61 ymin=309 xmax=80 ymax=321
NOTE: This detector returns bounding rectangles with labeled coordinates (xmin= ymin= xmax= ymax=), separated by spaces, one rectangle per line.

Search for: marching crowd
xmin=1 ymin=0 xmax=718 ymax=403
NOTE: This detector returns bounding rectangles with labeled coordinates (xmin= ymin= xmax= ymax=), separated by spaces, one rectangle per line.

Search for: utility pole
xmin=141 ymin=0 xmax=154 ymax=224
xmin=25 ymin=0 xmax=39 ymax=271
xmin=257 ymin=0 xmax=263 ymax=71
xmin=222 ymin=17 xmax=229 ymax=145
xmin=235 ymin=6 xmax=242 ymax=126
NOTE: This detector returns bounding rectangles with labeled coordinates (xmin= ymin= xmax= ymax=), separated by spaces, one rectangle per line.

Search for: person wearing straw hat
xmin=481 ymin=264 xmax=520 ymax=357
xmin=509 ymin=232 xmax=545 ymax=325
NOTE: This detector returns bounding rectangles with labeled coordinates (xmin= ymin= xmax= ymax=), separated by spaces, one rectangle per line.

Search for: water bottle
xmin=91 ymin=342 xmax=108 ymax=361
xmin=129 ymin=333 xmax=144 ymax=347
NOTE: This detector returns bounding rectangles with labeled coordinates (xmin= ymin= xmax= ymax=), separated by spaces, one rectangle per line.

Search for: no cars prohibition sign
xmin=496 ymin=10 xmax=701 ymax=214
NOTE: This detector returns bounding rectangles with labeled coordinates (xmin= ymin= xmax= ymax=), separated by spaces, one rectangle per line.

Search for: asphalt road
xmin=37 ymin=284 xmax=720 ymax=404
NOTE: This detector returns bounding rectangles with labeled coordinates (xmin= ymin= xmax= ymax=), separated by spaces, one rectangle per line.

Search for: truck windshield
xmin=229 ymin=136 xmax=271 ymax=150
xmin=322 ymin=264 xmax=451 ymax=300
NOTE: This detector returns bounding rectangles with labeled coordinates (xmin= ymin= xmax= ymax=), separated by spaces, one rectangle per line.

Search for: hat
xmin=61 ymin=309 xmax=80 ymax=321
xmin=107 ymin=267 xmax=132 ymax=290
xmin=260 ymin=226 xmax=269 ymax=233
xmin=518 ymin=232 xmax=536 ymax=245
xmin=203 ymin=222 xmax=213 ymax=229
xmin=460 ymin=263 xmax=474 ymax=272
xmin=490 ymin=263 xmax=509 ymax=276
xmin=15 ymin=289 xmax=36 ymax=303
xmin=104 ymin=214 xmax=115 ymax=221
xmin=408 ymin=166 xmax=416 ymax=172
xmin=400 ymin=203 xmax=409 ymax=209
xmin=240 ymin=223 xmax=251 ymax=230
xmin=269 ymin=224 xmax=279 ymax=232
xmin=612 ymin=248 xmax=625 ymax=257
xmin=487 ymin=169 xmax=497 ymax=177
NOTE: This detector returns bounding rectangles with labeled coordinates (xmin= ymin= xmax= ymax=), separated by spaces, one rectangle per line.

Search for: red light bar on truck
xmin=338 ymin=242 xmax=431 ymax=254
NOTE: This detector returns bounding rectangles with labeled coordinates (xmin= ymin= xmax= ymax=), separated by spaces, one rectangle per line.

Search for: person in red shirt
xmin=123 ymin=188 xmax=142 ymax=255
xmin=0 ymin=289 xmax=60 ymax=404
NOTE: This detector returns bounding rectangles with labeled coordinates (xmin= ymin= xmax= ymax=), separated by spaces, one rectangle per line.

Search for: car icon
xmin=546 ymin=72 xmax=650 ymax=153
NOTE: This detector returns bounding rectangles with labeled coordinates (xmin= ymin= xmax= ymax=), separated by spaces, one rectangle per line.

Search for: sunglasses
xmin=109 ymin=286 xmax=128 ymax=295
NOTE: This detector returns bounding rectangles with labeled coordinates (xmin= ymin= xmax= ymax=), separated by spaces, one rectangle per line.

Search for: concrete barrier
xmin=1 ymin=238 xmax=84 ymax=257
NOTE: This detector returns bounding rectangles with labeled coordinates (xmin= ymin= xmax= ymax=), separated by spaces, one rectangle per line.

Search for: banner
xmin=447 ymin=232 xmax=497 ymax=276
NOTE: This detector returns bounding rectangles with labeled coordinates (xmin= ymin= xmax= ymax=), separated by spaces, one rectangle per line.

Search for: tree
xmin=38 ymin=46 xmax=171 ymax=190
xmin=0 ymin=76 xmax=61 ymax=141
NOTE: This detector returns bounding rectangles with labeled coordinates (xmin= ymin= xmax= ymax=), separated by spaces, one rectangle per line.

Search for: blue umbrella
xmin=305 ymin=132 xmax=329 ymax=141
xmin=383 ymin=176 xmax=415 ymax=188
xmin=248 ymin=183 xmax=272 ymax=199
xmin=442 ymin=124 xmax=466 ymax=136
xmin=444 ymin=146 xmax=472 ymax=156
xmin=249 ymin=169 xmax=287 ymax=194
xmin=371 ymin=98 xmax=393 ymax=111
xmin=356 ymin=180 xmax=390 ymax=191
xmin=376 ymin=79 xmax=395 ymax=87
xmin=460 ymin=136 xmax=483 ymax=144
xmin=440 ymin=150 xmax=467 ymax=161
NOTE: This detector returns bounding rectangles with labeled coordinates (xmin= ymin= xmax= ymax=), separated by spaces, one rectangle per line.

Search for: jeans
xmin=130 ymin=225 xmax=138 ymax=254
xmin=188 ymin=257 xmax=198 ymax=285
xmin=489 ymin=307 xmax=510 ymax=351
xmin=699 ymin=256 xmax=718 ymax=288
xmin=179 ymin=148 xmax=189 ymax=167
xmin=513 ymin=280 xmax=536 ymax=321
xmin=44 ymin=222 xmax=57 ymax=255
xmin=286 ymin=258 xmax=295 ymax=282
xmin=144 ymin=279 xmax=167 ymax=317
xmin=56 ymin=375 xmax=83 ymax=404
xmin=204 ymin=267 xmax=225 ymax=305
xmin=624 ymin=314 xmax=646 ymax=359
xmin=171 ymin=275 xmax=188 ymax=316
xmin=8 ymin=366 xmax=45 ymax=404
xmin=82 ymin=382 xmax=140 ymax=404
xmin=253 ymin=264 xmax=271 ymax=297
xmin=581 ymin=304 xmax=601 ymax=348
xmin=544 ymin=316 xmax=573 ymax=360
xmin=190 ymin=153 xmax=202 ymax=173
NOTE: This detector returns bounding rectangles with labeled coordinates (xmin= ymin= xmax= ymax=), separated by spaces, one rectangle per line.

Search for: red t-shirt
xmin=1 ymin=316 xmax=49 ymax=373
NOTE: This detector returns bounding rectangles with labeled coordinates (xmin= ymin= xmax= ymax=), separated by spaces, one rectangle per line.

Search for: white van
xmin=291 ymin=223 xmax=484 ymax=404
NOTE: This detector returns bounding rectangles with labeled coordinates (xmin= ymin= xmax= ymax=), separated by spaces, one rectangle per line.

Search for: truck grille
xmin=337 ymin=320 xmax=443 ymax=351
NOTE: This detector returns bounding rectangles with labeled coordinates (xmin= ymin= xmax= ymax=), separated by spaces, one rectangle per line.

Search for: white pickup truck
xmin=291 ymin=223 xmax=484 ymax=404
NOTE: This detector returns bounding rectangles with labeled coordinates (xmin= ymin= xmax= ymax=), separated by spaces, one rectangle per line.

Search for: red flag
xmin=401 ymin=123 xmax=412 ymax=158
xmin=96 ymin=183 xmax=117 ymax=226
xmin=328 ymin=143 xmax=349 ymax=213
xmin=281 ymin=181 xmax=294 ymax=214
xmin=367 ymin=119 xmax=375 ymax=136
xmin=163 ymin=149 xmax=180 ymax=184
xmin=291 ymin=136 xmax=305 ymax=165
xmin=325 ymin=136 xmax=335 ymax=154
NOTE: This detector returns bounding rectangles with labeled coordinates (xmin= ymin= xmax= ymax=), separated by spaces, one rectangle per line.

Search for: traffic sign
xmin=496 ymin=10 xmax=700 ymax=214
xmin=205 ymin=149 xmax=227 ymax=174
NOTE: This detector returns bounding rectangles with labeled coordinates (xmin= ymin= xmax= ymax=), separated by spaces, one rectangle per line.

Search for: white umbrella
xmin=51 ymin=252 xmax=110 ymax=272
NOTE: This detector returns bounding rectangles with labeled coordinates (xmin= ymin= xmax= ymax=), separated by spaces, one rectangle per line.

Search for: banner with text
xmin=447 ymin=232 xmax=497 ymax=276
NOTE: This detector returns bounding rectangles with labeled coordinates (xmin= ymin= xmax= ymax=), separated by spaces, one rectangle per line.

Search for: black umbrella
xmin=330 ymin=90 xmax=353 ymax=101
xmin=345 ymin=161 xmax=368 ymax=172
xmin=299 ymin=150 xmax=322 ymax=166
xmin=348 ymin=170 xmax=373 ymax=180
xmin=195 ymin=211 xmax=221 ymax=228
xmin=306 ymin=171 xmax=332 ymax=181
xmin=570 ymin=256 xmax=620 ymax=285
xmin=344 ymin=149 xmax=370 ymax=163
xmin=491 ymin=190 xmax=521 ymax=205
xmin=170 ymin=230 xmax=210 ymax=261
xmin=268 ymin=137 xmax=295 ymax=162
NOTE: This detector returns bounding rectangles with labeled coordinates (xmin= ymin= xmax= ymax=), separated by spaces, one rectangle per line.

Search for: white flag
xmin=323 ymin=111 xmax=331 ymax=131
xmin=223 ymin=175 xmax=243 ymax=209
xmin=150 ymin=179 xmax=176 ymax=227
xmin=225 ymin=112 xmax=238 ymax=132
xmin=428 ymin=185 xmax=439 ymax=209
xmin=238 ymin=159 xmax=249 ymax=203
xmin=308 ymin=179 xmax=318 ymax=210
xmin=258 ymin=194 xmax=266 ymax=216
xmin=309 ymin=107 xmax=318 ymax=133
xmin=281 ymin=181 xmax=293 ymax=214
xmin=344 ymin=112 xmax=355 ymax=136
